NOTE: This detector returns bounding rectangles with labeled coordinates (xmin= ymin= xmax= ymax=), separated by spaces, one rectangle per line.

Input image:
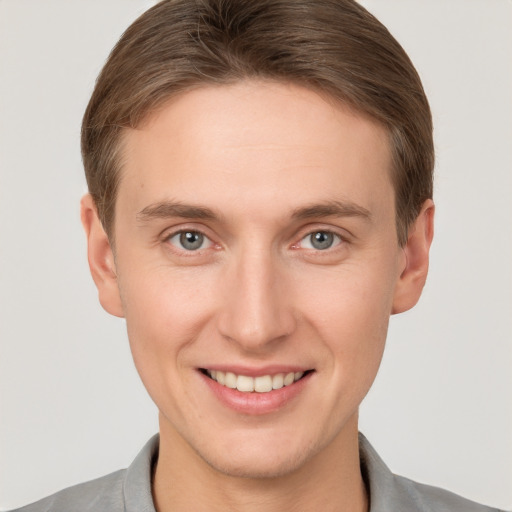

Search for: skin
xmin=81 ymin=81 xmax=434 ymax=512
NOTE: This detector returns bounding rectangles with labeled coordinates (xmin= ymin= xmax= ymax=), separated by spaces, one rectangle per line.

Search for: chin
xmin=192 ymin=430 xmax=326 ymax=479
xmin=202 ymin=449 xmax=312 ymax=479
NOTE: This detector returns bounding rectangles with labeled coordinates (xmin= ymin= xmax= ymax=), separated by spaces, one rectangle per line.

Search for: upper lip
xmin=199 ymin=365 xmax=313 ymax=377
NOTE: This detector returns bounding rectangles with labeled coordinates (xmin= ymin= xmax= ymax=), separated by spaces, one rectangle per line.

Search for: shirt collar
xmin=122 ymin=432 xmax=417 ymax=512
xmin=123 ymin=434 xmax=159 ymax=512
xmin=359 ymin=432 xmax=422 ymax=512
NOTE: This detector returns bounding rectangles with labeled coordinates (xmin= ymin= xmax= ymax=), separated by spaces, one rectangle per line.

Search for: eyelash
xmin=296 ymin=230 xmax=343 ymax=251
xmin=165 ymin=230 xmax=215 ymax=253
xmin=163 ymin=227 xmax=346 ymax=255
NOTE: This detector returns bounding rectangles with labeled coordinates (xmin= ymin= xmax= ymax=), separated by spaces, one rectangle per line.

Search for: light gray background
xmin=0 ymin=1 xmax=511 ymax=510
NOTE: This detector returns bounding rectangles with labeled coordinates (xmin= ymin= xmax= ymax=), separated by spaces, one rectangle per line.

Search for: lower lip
xmin=200 ymin=371 xmax=313 ymax=415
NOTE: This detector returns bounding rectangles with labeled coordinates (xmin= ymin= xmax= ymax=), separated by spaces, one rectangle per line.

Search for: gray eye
xmin=301 ymin=231 xmax=339 ymax=250
xmin=179 ymin=231 xmax=204 ymax=250
xmin=168 ymin=231 xmax=211 ymax=251
xmin=310 ymin=232 xmax=334 ymax=250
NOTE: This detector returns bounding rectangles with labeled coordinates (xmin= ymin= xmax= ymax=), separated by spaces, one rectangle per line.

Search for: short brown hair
xmin=81 ymin=0 xmax=433 ymax=246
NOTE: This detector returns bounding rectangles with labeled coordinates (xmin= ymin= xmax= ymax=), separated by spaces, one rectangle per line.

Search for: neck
xmin=152 ymin=415 xmax=368 ymax=512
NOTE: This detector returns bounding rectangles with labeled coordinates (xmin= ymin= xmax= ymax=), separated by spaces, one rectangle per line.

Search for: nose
xmin=217 ymin=247 xmax=296 ymax=352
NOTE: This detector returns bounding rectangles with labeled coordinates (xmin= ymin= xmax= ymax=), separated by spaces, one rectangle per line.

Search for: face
xmin=83 ymin=81 xmax=431 ymax=478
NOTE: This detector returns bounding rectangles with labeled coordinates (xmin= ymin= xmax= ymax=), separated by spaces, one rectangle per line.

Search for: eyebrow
xmin=291 ymin=200 xmax=372 ymax=222
xmin=136 ymin=199 xmax=371 ymax=224
xmin=137 ymin=201 xmax=219 ymax=223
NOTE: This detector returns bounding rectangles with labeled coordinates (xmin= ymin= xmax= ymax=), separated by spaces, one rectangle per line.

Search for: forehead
xmin=118 ymin=81 xmax=393 ymax=222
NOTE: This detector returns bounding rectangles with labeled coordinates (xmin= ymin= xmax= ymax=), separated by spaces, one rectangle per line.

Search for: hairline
xmin=103 ymin=78 xmax=407 ymax=248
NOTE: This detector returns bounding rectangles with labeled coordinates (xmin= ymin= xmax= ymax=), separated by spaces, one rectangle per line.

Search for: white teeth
xmin=272 ymin=373 xmax=284 ymax=389
xmin=236 ymin=375 xmax=254 ymax=392
xmin=254 ymin=375 xmax=272 ymax=393
xmin=283 ymin=372 xmax=295 ymax=386
xmin=216 ymin=371 xmax=225 ymax=385
xmin=225 ymin=372 xmax=237 ymax=389
xmin=206 ymin=369 xmax=306 ymax=393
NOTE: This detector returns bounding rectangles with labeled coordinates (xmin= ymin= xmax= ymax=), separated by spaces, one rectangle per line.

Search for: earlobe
xmin=392 ymin=199 xmax=435 ymax=314
xmin=80 ymin=194 xmax=124 ymax=318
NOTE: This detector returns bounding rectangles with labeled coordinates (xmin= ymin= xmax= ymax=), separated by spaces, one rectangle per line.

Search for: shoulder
xmin=8 ymin=434 xmax=159 ymax=512
xmin=391 ymin=473 xmax=503 ymax=512
xmin=8 ymin=470 xmax=126 ymax=512
xmin=359 ymin=433 xmax=503 ymax=512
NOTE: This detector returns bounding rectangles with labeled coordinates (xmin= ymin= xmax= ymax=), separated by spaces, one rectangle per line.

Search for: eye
xmin=168 ymin=230 xmax=212 ymax=251
xmin=300 ymin=231 xmax=341 ymax=250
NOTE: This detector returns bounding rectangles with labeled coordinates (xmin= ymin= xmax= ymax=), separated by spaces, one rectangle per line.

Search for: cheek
xmin=117 ymin=265 xmax=218 ymax=382
xmin=116 ymin=268 xmax=219 ymax=424
xmin=298 ymin=262 xmax=396 ymax=374
xmin=120 ymin=262 xmax=216 ymax=333
xmin=301 ymin=261 xmax=395 ymax=327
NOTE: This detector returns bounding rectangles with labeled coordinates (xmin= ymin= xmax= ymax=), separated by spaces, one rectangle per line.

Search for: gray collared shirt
xmin=11 ymin=433 xmax=502 ymax=511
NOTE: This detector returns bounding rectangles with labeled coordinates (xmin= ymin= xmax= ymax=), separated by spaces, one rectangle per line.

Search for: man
xmin=8 ymin=1 xmax=503 ymax=511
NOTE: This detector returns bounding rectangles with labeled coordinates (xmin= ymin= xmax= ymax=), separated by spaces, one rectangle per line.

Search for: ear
xmin=80 ymin=194 xmax=124 ymax=318
xmin=392 ymin=199 xmax=435 ymax=314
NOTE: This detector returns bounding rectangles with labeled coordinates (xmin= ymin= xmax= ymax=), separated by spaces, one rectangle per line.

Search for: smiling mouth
xmin=201 ymin=369 xmax=313 ymax=393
